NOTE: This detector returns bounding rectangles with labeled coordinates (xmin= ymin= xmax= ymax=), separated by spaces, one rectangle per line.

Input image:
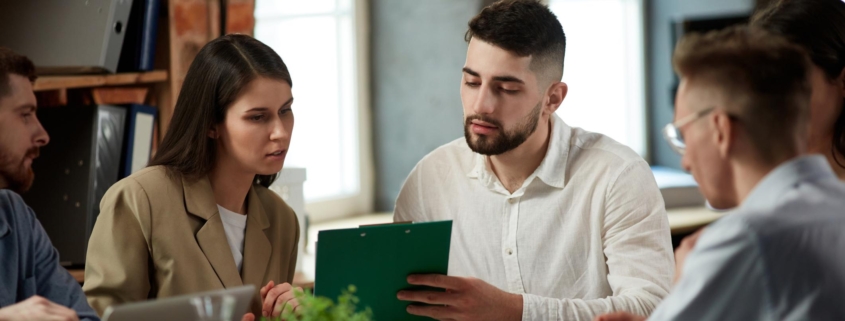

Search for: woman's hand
xmin=259 ymin=281 xmax=302 ymax=318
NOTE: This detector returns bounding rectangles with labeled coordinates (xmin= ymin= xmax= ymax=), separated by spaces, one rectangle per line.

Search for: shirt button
xmin=508 ymin=198 xmax=516 ymax=203
xmin=506 ymin=248 xmax=513 ymax=255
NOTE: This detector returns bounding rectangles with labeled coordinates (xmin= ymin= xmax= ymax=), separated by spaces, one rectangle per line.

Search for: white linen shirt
xmin=394 ymin=114 xmax=674 ymax=321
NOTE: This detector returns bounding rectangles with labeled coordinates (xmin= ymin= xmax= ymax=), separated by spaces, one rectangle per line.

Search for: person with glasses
xmin=595 ymin=26 xmax=845 ymax=321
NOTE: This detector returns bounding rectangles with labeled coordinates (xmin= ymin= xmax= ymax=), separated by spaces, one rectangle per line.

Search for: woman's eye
xmin=250 ymin=114 xmax=265 ymax=121
xmin=280 ymin=108 xmax=292 ymax=115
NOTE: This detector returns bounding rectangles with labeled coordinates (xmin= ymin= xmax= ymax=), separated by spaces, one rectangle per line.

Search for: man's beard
xmin=0 ymin=147 xmax=38 ymax=193
xmin=464 ymin=103 xmax=541 ymax=156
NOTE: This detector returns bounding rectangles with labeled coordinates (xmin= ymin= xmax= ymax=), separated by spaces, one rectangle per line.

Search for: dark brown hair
xmin=751 ymin=0 xmax=845 ymax=167
xmin=0 ymin=47 xmax=37 ymax=98
xmin=673 ymin=26 xmax=812 ymax=162
xmin=149 ymin=34 xmax=292 ymax=188
xmin=466 ymin=0 xmax=566 ymax=84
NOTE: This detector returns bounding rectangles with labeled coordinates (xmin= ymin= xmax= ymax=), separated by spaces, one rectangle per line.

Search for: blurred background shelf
xmin=33 ymin=70 xmax=168 ymax=91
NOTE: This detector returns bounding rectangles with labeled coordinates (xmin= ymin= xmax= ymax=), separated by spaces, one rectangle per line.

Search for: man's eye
xmin=465 ymin=82 xmax=480 ymax=87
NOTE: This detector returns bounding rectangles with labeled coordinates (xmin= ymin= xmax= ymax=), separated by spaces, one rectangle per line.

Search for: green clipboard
xmin=315 ymin=220 xmax=452 ymax=321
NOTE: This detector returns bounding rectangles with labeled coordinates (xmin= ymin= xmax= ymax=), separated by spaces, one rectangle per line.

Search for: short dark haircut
xmin=0 ymin=47 xmax=37 ymax=99
xmin=465 ymin=0 xmax=566 ymax=84
xmin=751 ymin=0 xmax=845 ymax=168
xmin=149 ymin=34 xmax=292 ymax=188
xmin=673 ymin=26 xmax=812 ymax=162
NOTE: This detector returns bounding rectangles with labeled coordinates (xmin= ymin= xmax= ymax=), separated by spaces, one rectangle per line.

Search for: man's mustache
xmin=465 ymin=115 xmax=503 ymax=129
xmin=24 ymin=147 xmax=39 ymax=160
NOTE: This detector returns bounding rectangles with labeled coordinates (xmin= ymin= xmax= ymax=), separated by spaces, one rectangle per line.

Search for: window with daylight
xmin=548 ymin=0 xmax=647 ymax=156
xmin=255 ymin=0 xmax=371 ymax=220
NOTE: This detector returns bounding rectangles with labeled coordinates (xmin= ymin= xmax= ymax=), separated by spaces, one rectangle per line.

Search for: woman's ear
xmin=838 ymin=67 xmax=845 ymax=97
xmin=208 ymin=126 xmax=218 ymax=139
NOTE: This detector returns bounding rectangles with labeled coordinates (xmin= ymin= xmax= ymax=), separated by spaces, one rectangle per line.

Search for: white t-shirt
xmin=217 ymin=205 xmax=248 ymax=272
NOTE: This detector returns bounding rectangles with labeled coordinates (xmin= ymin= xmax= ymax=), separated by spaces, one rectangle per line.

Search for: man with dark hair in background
xmin=394 ymin=1 xmax=674 ymax=320
xmin=0 ymin=47 xmax=99 ymax=321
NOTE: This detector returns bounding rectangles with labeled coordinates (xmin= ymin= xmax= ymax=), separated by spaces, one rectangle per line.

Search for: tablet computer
xmin=101 ymin=285 xmax=255 ymax=321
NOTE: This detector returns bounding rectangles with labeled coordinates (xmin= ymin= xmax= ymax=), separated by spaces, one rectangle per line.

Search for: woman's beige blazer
xmin=82 ymin=166 xmax=299 ymax=316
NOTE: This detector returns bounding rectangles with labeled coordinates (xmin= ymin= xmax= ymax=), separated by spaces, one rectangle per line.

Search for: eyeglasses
xmin=662 ymin=107 xmax=715 ymax=155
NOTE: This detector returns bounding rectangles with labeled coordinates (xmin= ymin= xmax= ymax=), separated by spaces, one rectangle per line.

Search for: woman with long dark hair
xmin=83 ymin=34 xmax=300 ymax=320
xmin=752 ymin=0 xmax=845 ymax=179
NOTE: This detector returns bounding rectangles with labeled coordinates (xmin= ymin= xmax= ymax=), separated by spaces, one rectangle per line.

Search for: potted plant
xmin=261 ymin=285 xmax=373 ymax=321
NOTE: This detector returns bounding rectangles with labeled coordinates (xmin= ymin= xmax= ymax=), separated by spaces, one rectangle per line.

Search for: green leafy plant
xmin=261 ymin=285 xmax=373 ymax=321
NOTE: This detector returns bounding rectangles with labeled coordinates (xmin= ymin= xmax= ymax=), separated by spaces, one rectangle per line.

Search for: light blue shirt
xmin=649 ymin=155 xmax=845 ymax=321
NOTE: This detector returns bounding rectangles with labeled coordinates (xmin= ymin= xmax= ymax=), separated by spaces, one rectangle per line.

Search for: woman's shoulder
xmin=106 ymin=165 xmax=179 ymax=196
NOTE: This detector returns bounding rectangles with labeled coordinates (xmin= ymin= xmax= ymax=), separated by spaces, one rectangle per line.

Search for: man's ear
xmin=712 ymin=111 xmax=734 ymax=159
xmin=544 ymin=81 xmax=568 ymax=116
xmin=837 ymin=67 xmax=845 ymax=97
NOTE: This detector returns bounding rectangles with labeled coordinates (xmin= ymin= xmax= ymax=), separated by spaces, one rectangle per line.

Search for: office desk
xmin=667 ymin=206 xmax=725 ymax=248
xmin=67 ymin=207 xmax=723 ymax=283
xmin=667 ymin=206 xmax=724 ymax=235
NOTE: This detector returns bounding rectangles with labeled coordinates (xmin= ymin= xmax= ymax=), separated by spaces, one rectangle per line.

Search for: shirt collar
xmin=742 ymin=155 xmax=836 ymax=211
xmin=534 ymin=113 xmax=570 ymax=188
xmin=467 ymin=113 xmax=571 ymax=189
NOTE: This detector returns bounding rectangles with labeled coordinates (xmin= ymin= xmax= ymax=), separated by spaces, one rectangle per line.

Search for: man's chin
xmin=467 ymin=139 xmax=504 ymax=156
xmin=3 ymin=170 xmax=35 ymax=194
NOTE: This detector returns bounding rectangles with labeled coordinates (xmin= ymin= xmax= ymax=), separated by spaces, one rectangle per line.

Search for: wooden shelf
xmin=33 ymin=70 xmax=168 ymax=92
xmin=68 ymin=269 xmax=84 ymax=283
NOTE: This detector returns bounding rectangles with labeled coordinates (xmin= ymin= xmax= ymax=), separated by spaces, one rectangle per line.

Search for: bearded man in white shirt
xmin=393 ymin=1 xmax=674 ymax=320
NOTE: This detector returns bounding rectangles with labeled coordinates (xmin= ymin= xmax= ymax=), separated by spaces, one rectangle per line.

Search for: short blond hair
xmin=673 ymin=26 xmax=812 ymax=161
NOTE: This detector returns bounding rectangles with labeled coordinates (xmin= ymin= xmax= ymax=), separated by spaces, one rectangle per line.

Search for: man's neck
xmin=732 ymin=155 xmax=794 ymax=204
xmin=489 ymin=117 xmax=552 ymax=194
xmin=207 ymin=156 xmax=253 ymax=215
